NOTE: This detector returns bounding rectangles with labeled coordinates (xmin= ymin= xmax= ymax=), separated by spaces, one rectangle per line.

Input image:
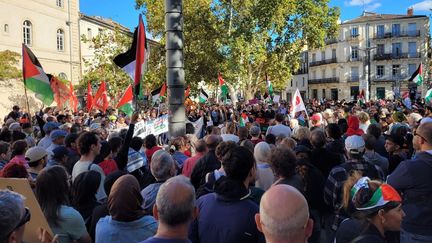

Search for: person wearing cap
xmin=0 ymin=190 xmax=32 ymax=243
xmin=50 ymin=146 xmax=70 ymax=173
xmin=46 ymin=129 xmax=68 ymax=163
xmin=387 ymin=122 xmax=432 ymax=242
xmin=324 ymin=135 xmax=384 ymax=235
xmin=310 ymin=113 xmax=322 ymax=129
xmin=25 ymin=146 xmax=47 ymax=180
xmin=335 ymin=174 xmax=405 ymax=242
xmin=38 ymin=122 xmax=60 ymax=149
xmin=384 ymin=132 xmax=407 ymax=175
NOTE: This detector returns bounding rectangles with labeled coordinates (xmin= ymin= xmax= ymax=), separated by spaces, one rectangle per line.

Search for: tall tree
xmin=0 ymin=50 xmax=21 ymax=80
xmin=136 ymin=0 xmax=339 ymax=99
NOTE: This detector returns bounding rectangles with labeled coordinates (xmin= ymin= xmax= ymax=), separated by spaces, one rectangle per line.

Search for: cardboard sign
xmin=273 ymin=95 xmax=280 ymax=104
xmin=0 ymin=178 xmax=53 ymax=243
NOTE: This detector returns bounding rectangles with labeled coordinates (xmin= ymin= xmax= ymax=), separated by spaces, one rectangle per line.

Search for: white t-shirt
xmin=72 ymin=160 xmax=106 ymax=201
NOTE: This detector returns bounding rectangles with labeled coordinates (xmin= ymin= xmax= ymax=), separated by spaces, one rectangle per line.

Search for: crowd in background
xmin=1 ymin=97 xmax=432 ymax=243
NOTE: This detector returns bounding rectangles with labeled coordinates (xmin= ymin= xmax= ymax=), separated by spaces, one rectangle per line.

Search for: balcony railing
xmin=347 ymin=56 xmax=364 ymax=62
xmin=374 ymin=52 xmax=420 ymax=61
xmin=308 ymin=77 xmax=339 ymax=84
xmin=347 ymin=76 xmax=360 ymax=82
xmin=325 ymin=38 xmax=338 ymax=45
xmin=373 ymin=30 xmax=421 ymax=39
xmin=293 ymin=69 xmax=308 ymax=75
xmin=347 ymin=34 xmax=360 ymax=41
xmin=373 ymin=75 xmax=409 ymax=82
xmin=309 ymin=58 xmax=337 ymax=67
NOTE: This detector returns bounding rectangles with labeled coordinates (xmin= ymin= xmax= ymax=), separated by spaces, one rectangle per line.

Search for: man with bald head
xmin=388 ymin=121 xmax=432 ymax=242
xmin=255 ymin=185 xmax=313 ymax=243
xmin=190 ymin=135 xmax=222 ymax=190
xmin=140 ymin=176 xmax=197 ymax=243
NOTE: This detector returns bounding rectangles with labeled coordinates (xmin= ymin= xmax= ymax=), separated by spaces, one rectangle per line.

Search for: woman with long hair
xmin=36 ymin=165 xmax=91 ymax=243
xmin=335 ymin=171 xmax=405 ymax=242
xmin=71 ymin=170 xmax=101 ymax=231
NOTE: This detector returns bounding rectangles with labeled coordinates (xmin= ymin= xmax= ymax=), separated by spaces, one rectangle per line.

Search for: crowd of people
xmin=1 ymin=97 xmax=432 ymax=243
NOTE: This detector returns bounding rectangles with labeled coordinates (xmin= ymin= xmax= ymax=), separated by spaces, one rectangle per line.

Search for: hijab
xmin=108 ymin=174 xmax=145 ymax=222
xmin=346 ymin=115 xmax=364 ymax=136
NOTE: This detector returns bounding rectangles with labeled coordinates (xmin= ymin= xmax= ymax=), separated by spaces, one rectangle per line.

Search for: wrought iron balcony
xmin=309 ymin=58 xmax=337 ymax=67
xmin=325 ymin=38 xmax=338 ymax=45
xmin=374 ymin=30 xmax=421 ymax=39
xmin=347 ymin=76 xmax=360 ymax=82
xmin=374 ymin=52 xmax=420 ymax=61
xmin=347 ymin=56 xmax=364 ymax=62
xmin=308 ymin=77 xmax=339 ymax=84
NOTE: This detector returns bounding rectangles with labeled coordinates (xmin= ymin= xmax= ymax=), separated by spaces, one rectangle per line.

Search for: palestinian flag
xmin=239 ymin=113 xmax=248 ymax=127
xmin=266 ymin=75 xmax=273 ymax=97
xmin=116 ymin=85 xmax=134 ymax=117
xmin=409 ymin=63 xmax=423 ymax=86
xmin=113 ymin=14 xmax=147 ymax=96
xmin=425 ymin=88 xmax=432 ymax=103
xmin=218 ymin=73 xmax=228 ymax=99
xmin=151 ymin=83 xmax=167 ymax=103
xmin=199 ymin=88 xmax=208 ymax=103
xmin=22 ymin=44 xmax=54 ymax=105
xmin=86 ymin=81 xmax=93 ymax=111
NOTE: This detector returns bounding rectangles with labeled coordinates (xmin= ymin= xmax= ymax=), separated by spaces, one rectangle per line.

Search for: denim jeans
xmin=400 ymin=229 xmax=432 ymax=243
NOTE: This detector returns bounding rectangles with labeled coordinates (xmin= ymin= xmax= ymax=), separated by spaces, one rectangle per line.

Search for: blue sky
xmin=81 ymin=0 xmax=432 ymax=31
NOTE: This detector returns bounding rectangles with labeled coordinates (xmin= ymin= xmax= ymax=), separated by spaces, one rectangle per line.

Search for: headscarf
xmin=346 ymin=116 xmax=364 ymax=136
xmin=108 ymin=174 xmax=145 ymax=222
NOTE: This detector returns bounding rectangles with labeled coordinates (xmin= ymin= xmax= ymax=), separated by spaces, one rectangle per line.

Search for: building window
xmin=392 ymin=65 xmax=400 ymax=77
xmin=408 ymin=64 xmax=417 ymax=76
xmin=392 ymin=24 xmax=400 ymax=37
xmin=312 ymin=71 xmax=316 ymax=80
xmin=376 ymin=65 xmax=385 ymax=77
xmin=408 ymin=42 xmax=417 ymax=57
xmin=377 ymin=44 xmax=385 ymax=55
xmin=312 ymin=53 xmax=316 ymax=62
xmin=376 ymin=25 xmax=384 ymax=38
xmin=332 ymin=68 xmax=336 ymax=77
xmin=302 ymin=77 xmax=305 ymax=87
xmin=351 ymin=27 xmax=359 ymax=37
xmin=87 ymin=28 xmax=92 ymax=39
xmin=321 ymin=51 xmax=325 ymax=60
xmin=351 ymin=67 xmax=359 ymax=81
xmin=408 ymin=23 xmax=417 ymax=36
xmin=322 ymin=89 xmax=326 ymax=99
xmin=290 ymin=80 xmax=293 ymax=87
xmin=392 ymin=43 xmax=401 ymax=56
xmin=56 ymin=0 xmax=63 ymax=7
xmin=332 ymin=49 xmax=336 ymax=59
xmin=351 ymin=46 xmax=358 ymax=59
xmin=321 ymin=69 xmax=326 ymax=79
xmin=4 ymin=24 xmax=9 ymax=33
xmin=57 ymin=29 xmax=64 ymax=51
xmin=23 ymin=20 xmax=32 ymax=45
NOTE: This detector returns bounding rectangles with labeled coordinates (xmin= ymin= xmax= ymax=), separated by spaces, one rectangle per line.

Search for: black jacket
xmin=190 ymin=150 xmax=220 ymax=190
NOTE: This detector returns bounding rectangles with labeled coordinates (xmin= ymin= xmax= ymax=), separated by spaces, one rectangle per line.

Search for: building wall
xmin=0 ymin=0 xmax=81 ymax=83
xmin=300 ymin=13 xmax=429 ymax=100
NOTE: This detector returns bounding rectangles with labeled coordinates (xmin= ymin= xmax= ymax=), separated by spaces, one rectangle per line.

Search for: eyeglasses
xmin=414 ymin=131 xmax=429 ymax=143
xmin=6 ymin=207 xmax=31 ymax=238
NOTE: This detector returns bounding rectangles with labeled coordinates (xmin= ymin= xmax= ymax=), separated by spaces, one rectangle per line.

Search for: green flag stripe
xmin=25 ymin=77 xmax=54 ymax=105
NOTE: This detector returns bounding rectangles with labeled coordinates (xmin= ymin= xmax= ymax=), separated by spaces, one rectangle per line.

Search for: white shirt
xmin=72 ymin=160 xmax=106 ymax=201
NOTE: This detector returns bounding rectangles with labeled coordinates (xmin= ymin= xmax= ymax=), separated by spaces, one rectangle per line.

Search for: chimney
xmin=407 ymin=7 xmax=414 ymax=16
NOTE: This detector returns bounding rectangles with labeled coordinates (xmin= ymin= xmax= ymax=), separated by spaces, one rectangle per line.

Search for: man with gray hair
xmin=140 ymin=176 xmax=197 ymax=243
xmin=141 ymin=150 xmax=176 ymax=214
xmin=0 ymin=190 xmax=30 ymax=243
xmin=255 ymin=185 xmax=313 ymax=243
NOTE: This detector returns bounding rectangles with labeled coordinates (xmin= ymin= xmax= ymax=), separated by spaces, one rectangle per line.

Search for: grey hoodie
xmin=363 ymin=150 xmax=389 ymax=176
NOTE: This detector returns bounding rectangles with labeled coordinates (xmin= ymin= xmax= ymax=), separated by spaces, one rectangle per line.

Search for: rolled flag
xmin=22 ymin=44 xmax=54 ymax=105
xmin=425 ymin=88 xmax=432 ymax=103
xmin=113 ymin=14 xmax=147 ymax=96
xmin=266 ymin=75 xmax=273 ymax=97
xmin=151 ymin=83 xmax=167 ymax=103
xmin=409 ymin=63 xmax=423 ymax=86
xmin=116 ymin=85 xmax=134 ymax=117
xmin=69 ymin=82 xmax=78 ymax=113
xmin=290 ymin=89 xmax=306 ymax=118
xmin=86 ymin=81 xmax=93 ymax=111
xmin=199 ymin=88 xmax=208 ymax=103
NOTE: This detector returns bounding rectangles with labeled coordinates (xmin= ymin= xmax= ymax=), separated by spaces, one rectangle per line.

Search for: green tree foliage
xmin=81 ymin=28 xmax=133 ymax=98
xmin=136 ymin=0 xmax=339 ymax=99
xmin=0 ymin=50 xmax=21 ymax=80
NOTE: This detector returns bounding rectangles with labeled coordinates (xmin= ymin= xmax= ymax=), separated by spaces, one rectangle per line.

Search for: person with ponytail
xmin=335 ymin=171 xmax=405 ymax=243
xmin=189 ymin=146 xmax=264 ymax=243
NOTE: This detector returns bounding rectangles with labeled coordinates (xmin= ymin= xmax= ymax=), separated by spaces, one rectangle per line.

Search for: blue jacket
xmin=387 ymin=152 xmax=432 ymax=235
xmin=189 ymin=192 xmax=264 ymax=243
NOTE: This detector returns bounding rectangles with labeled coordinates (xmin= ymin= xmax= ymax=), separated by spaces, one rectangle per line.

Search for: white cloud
xmin=346 ymin=0 xmax=374 ymax=6
xmin=365 ymin=2 xmax=382 ymax=11
xmin=411 ymin=0 xmax=432 ymax=11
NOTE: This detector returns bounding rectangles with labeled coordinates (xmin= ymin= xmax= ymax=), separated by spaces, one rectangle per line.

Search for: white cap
xmin=345 ymin=135 xmax=365 ymax=154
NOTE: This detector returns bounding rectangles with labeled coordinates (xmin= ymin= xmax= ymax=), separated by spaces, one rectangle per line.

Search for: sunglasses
xmin=6 ymin=208 xmax=31 ymax=238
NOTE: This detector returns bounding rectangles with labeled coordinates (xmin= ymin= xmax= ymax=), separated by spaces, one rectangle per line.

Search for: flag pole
xmin=22 ymin=44 xmax=31 ymax=121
